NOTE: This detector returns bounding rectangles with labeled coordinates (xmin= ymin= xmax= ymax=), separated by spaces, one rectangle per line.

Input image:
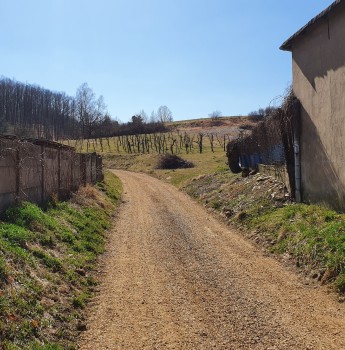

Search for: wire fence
xmin=226 ymin=89 xmax=300 ymax=196
xmin=0 ymin=135 xmax=103 ymax=212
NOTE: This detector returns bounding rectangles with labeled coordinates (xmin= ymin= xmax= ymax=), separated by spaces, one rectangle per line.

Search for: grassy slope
xmin=104 ymin=149 xmax=229 ymax=188
xmin=0 ymin=171 xmax=122 ymax=350
xmin=183 ymin=171 xmax=345 ymax=294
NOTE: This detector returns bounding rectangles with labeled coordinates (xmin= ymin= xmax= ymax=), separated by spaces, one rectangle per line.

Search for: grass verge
xmin=184 ymin=171 xmax=345 ymax=295
xmin=104 ymin=149 xmax=228 ymax=188
xmin=0 ymin=171 xmax=122 ymax=350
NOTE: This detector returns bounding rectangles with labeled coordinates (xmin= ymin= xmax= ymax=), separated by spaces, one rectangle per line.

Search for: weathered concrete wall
xmin=0 ymin=140 xmax=17 ymax=212
xmin=44 ymin=147 xmax=59 ymax=201
xmin=0 ymin=137 xmax=103 ymax=212
xmin=291 ymin=3 xmax=345 ymax=210
xmin=72 ymin=153 xmax=82 ymax=191
xmin=96 ymin=155 xmax=103 ymax=182
xmin=21 ymin=142 xmax=42 ymax=205
xmin=84 ymin=154 xmax=92 ymax=184
xmin=60 ymin=149 xmax=72 ymax=198
xmin=90 ymin=154 xmax=97 ymax=183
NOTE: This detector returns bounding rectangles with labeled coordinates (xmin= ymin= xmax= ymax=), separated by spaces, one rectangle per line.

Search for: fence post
xmin=96 ymin=155 xmax=103 ymax=182
xmin=80 ymin=154 xmax=86 ymax=186
xmin=90 ymin=154 xmax=94 ymax=184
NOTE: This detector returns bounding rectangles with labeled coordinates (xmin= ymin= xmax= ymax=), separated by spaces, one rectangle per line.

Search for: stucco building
xmin=281 ymin=0 xmax=345 ymax=210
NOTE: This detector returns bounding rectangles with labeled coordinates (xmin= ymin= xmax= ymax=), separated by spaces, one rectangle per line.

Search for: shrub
xmin=156 ymin=154 xmax=194 ymax=169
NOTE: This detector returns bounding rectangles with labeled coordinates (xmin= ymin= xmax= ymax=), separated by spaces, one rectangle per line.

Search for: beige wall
xmin=291 ymin=4 xmax=345 ymax=210
xmin=21 ymin=142 xmax=42 ymax=204
xmin=0 ymin=140 xmax=17 ymax=212
xmin=0 ymin=139 xmax=103 ymax=212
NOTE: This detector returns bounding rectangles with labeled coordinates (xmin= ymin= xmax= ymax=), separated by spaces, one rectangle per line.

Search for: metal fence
xmin=0 ymin=135 xmax=103 ymax=212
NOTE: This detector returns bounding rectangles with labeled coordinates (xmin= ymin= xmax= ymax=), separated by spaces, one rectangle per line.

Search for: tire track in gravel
xmin=78 ymin=170 xmax=345 ymax=350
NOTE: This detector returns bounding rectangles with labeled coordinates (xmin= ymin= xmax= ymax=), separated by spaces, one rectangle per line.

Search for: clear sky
xmin=0 ymin=0 xmax=333 ymax=122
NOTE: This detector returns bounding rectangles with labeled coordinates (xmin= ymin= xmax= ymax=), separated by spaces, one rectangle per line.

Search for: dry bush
xmin=72 ymin=185 xmax=109 ymax=210
xmin=156 ymin=154 xmax=194 ymax=169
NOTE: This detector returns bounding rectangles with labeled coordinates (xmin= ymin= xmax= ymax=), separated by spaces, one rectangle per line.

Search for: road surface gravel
xmin=78 ymin=170 xmax=345 ymax=350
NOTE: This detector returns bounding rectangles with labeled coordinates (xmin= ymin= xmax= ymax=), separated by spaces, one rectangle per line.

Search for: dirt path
xmin=79 ymin=170 xmax=345 ymax=350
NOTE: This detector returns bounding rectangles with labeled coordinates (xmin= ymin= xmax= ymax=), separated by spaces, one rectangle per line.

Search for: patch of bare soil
xmin=79 ymin=170 xmax=345 ymax=350
xmin=170 ymin=116 xmax=257 ymax=137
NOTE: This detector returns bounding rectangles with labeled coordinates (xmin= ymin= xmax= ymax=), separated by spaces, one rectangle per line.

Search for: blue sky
xmin=0 ymin=0 xmax=333 ymax=122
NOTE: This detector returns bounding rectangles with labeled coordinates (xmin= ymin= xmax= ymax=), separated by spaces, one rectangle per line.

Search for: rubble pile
xmin=185 ymin=171 xmax=292 ymax=223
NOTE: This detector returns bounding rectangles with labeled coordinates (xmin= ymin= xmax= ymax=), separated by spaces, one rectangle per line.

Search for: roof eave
xmin=279 ymin=0 xmax=344 ymax=52
xmin=279 ymin=42 xmax=292 ymax=52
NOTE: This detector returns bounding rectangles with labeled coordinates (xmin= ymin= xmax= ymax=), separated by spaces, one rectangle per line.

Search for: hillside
xmin=168 ymin=116 xmax=257 ymax=136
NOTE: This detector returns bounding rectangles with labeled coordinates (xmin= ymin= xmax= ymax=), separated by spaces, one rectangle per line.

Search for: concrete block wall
xmin=20 ymin=141 xmax=42 ymax=205
xmin=72 ymin=153 xmax=82 ymax=191
xmin=0 ymin=136 xmax=103 ymax=212
xmin=0 ymin=139 xmax=17 ymax=212
xmin=43 ymin=147 xmax=59 ymax=201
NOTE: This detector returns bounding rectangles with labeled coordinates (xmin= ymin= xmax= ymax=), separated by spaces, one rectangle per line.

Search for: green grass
xmin=64 ymin=128 xmax=233 ymax=188
xmin=0 ymin=171 xmax=122 ymax=350
xmin=249 ymin=204 xmax=345 ymax=291
xmin=2 ymin=342 xmax=63 ymax=350
xmin=72 ymin=291 xmax=90 ymax=309
xmin=184 ymin=171 xmax=345 ymax=294
xmin=96 ymin=170 xmax=123 ymax=204
xmin=104 ymin=149 xmax=229 ymax=188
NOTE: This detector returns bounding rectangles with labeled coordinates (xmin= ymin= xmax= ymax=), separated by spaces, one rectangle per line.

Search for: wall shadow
xmin=300 ymin=107 xmax=345 ymax=211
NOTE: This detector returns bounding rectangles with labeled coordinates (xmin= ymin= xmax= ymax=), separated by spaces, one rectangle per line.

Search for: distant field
xmin=168 ymin=115 xmax=256 ymax=136
xmin=99 ymin=133 xmax=230 ymax=187
xmin=104 ymin=151 xmax=229 ymax=188
xmin=63 ymin=116 xmax=255 ymax=187
xmin=66 ymin=116 xmax=255 ymax=155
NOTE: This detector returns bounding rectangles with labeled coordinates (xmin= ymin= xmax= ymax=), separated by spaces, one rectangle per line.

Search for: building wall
xmin=292 ymin=4 xmax=345 ymax=210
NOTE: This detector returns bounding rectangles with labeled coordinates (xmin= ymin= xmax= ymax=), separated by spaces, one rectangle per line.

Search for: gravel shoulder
xmin=78 ymin=170 xmax=345 ymax=350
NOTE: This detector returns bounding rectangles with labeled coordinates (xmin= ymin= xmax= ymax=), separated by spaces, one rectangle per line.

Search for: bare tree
xmin=76 ymin=83 xmax=107 ymax=139
xmin=208 ymin=110 xmax=222 ymax=120
xmin=157 ymin=105 xmax=173 ymax=123
xmin=138 ymin=109 xmax=148 ymax=123
xmin=150 ymin=110 xmax=157 ymax=123
xmin=248 ymin=108 xmax=265 ymax=119
xmin=248 ymin=106 xmax=278 ymax=120
xmin=0 ymin=77 xmax=80 ymax=140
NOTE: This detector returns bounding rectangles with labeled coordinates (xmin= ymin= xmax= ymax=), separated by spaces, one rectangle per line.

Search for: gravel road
xmin=78 ymin=170 xmax=345 ymax=350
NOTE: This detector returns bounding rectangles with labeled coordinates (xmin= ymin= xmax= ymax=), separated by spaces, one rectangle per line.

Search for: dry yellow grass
xmin=66 ymin=129 xmax=235 ymax=188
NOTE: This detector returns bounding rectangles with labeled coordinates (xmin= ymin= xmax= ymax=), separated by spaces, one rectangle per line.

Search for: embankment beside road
xmin=183 ymin=171 xmax=345 ymax=297
xmin=0 ymin=171 xmax=122 ymax=350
